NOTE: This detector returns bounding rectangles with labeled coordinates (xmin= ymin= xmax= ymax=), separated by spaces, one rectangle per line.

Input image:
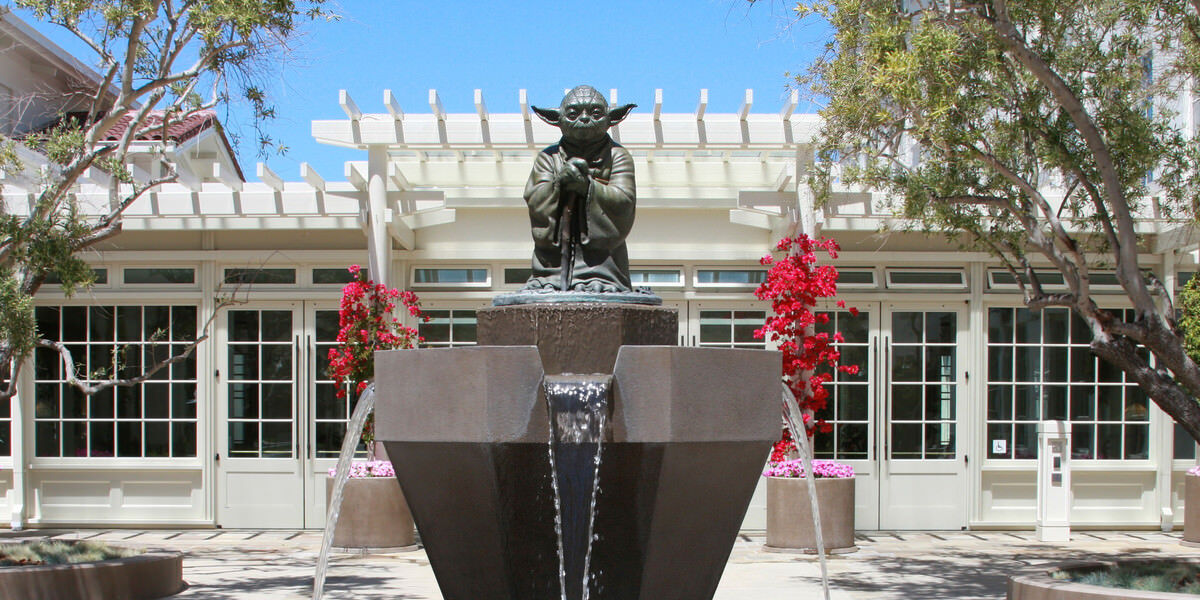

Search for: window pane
xmin=313 ymin=268 xmax=356 ymax=285
xmin=891 ymin=423 xmax=922 ymax=458
xmin=124 ymin=268 xmax=195 ymax=284
xmin=224 ymin=268 xmax=296 ymax=285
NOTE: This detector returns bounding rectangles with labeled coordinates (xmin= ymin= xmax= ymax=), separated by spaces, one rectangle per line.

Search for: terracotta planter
xmin=0 ymin=551 xmax=182 ymax=600
xmin=1009 ymin=558 xmax=1200 ymax=599
xmin=325 ymin=477 xmax=416 ymax=551
xmin=1184 ymin=474 xmax=1200 ymax=547
xmin=764 ymin=476 xmax=856 ymax=553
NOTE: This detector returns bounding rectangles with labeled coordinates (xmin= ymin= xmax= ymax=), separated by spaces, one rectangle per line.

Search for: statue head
xmin=532 ymin=85 xmax=637 ymax=143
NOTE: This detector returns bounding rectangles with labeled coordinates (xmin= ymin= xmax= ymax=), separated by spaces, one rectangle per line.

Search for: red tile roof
xmin=101 ymin=109 xmax=218 ymax=144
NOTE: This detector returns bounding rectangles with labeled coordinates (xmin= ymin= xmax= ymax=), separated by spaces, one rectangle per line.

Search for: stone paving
xmin=2 ymin=528 xmax=1197 ymax=599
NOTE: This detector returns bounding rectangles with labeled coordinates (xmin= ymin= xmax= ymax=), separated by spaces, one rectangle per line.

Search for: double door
xmin=215 ymin=302 xmax=345 ymax=529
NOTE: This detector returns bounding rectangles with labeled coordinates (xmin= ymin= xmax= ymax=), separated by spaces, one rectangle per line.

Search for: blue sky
xmin=14 ymin=0 xmax=830 ymax=181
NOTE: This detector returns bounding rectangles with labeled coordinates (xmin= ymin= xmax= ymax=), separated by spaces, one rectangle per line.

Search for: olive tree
xmin=788 ymin=0 xmax=1200 ymax=441
xmin=0 ymin=0 xmax=332 ymax=400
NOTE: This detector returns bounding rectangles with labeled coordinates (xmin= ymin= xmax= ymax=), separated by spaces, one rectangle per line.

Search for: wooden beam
xmin=774 ymin=163 xmax=795 ymax=192
xmin=400 ymin=208 xmax=457 ymax=229
xmin=729 ymin=209 xmax=774 ymax=230
xmin=300 ymin=162 xmax=325 ymax=192
xmin=256 ymin=162 xmax=284 ymax=191
xmin=383 ymin=89 xmax=404 ymax=120
xmin=780 ymin=89 xmax=798 ymax=120
xmin=345 ymin=162 xmax=367 ymax=190
xmin=695 ymin=89 xmax=708 ymax=121
xmin=212 ymin=162 xmax=243 ymax=191
xmin=385 ymin=208 xmax=416 ymax=249
xmin=339 ymin=89 xmax=362 ymax=120
xmin=388 ymin=163 xmax=412 ymax=191
xmin=474 ymin=89 xmax=489 ymax=122
xmin=429 ymin=89 xmax=445 ymax=122
xmin=80 ymin=166 xmax=111 ymax=187
xmin=609 ymin=89 xmax=618 ymax=106
xmin=653 ymin=89 xmax=663 ymax=121
xmin=519 ymin=89 xmax=530 ymax=121
xmin=738 ymin=89 xmax=753 ymax=121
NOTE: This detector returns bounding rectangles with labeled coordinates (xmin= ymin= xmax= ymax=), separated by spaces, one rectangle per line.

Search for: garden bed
xmin=0 ymin=540 xmax=183 ymax=600
xmin=1009 ymin=558 xmax=1200 ymax=599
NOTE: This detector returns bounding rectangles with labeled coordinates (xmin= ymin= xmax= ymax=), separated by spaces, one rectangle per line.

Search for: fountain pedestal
xmin=376 ymin=303 xmax=778 ymax=600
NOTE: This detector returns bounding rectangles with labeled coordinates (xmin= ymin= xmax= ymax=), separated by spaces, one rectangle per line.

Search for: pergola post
xmin=367 ymin=145 xmax=391 ymax=287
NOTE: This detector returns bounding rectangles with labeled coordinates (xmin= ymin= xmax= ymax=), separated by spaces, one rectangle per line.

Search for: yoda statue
xmin=523 ymin=85 xmax=637 ymax=293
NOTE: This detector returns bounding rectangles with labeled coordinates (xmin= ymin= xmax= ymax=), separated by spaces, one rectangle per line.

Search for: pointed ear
xmin=608 ymin=103 xmax=637 ymax=125
xmin=531 ymin=106 xmax=560 ymax=125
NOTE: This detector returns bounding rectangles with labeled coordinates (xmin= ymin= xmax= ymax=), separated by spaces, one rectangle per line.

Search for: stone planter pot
xmin=0 ymin=551 xmax=183 ymax=600
xmin=1183 ymin=474 xmax=1200 ymax=547
xmin=325 ymin=477 xmax=416 ymax=551
xmin=764 ymin=476 xmax=856 ymax=554
xmin=1009 ymin=558 xmax=1200 ymax=599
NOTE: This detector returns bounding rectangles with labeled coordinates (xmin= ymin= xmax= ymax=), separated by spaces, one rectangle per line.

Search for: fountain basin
xmin=376 ymin=343 xmax=779 ymax=600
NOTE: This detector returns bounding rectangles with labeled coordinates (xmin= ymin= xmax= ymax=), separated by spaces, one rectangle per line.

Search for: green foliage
xmin=803 ymin=0 xmax=1199 ymax=246
xmin=1181 ymin=276 xmax=1200 ymax=364
xmin=0 ymin=0 xmax=334 ymax=396
xmin=0 ymin=540 xmax=138 ymax=566
xmin=1054 ymin=561 xmax=1200 ymax=594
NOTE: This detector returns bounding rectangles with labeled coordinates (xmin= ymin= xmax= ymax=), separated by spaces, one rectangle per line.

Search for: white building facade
xmin=2 ymin=16 xmax=1198 ymax=530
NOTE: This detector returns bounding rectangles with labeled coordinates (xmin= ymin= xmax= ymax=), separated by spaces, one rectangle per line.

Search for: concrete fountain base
xmin=376 ymin=303 xmax=779 ymax=600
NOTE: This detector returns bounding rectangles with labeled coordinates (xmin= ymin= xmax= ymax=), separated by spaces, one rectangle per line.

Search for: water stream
xmin=312 ymin=382 xmax=376 ymax=600
xmin=781 ymin=383 xmax=832 ymax=600
xmin=544 ymin=374 xmax=611 ymax=600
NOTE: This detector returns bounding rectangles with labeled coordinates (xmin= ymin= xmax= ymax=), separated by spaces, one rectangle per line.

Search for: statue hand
xmin=557 ymin=160 xmax=590 ymax=194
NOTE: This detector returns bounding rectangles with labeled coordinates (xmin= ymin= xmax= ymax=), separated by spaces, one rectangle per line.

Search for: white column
xmin=10 ymin=359 xmax=26 ymax=529
xmin=1036 ymin=421 xmax=1071 ymax=542
xmin=794 ymin=149 xmax=818 ymax=238
xmin=367 ymin=146 xmax=391 ymax=288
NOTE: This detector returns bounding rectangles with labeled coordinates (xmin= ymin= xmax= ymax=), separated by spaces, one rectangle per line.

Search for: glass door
xmin=216 ymin=304 xmax=305 ymax=528
xmin=879 ymin=305 xmax=968 ymax=530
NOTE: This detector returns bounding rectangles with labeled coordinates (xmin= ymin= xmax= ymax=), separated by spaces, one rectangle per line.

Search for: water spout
xmin=545 ymin=374 xmax=611 ymax=600
xmin=781 ymin=383 xmax=832 ymax=600
xmin=312 ymin=382 xmax=376 ymax=600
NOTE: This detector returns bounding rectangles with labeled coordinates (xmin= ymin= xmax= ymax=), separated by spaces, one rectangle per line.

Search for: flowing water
xmin=781 ymin=383 xmax=832 ymax=600
xmin=544 ymin=374 xmax=611 ymax=600
xmin=312 ymin=383 xmax=376 ymax=600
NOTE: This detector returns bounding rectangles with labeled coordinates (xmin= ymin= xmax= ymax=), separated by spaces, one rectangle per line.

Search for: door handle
xmin=883 ymin=336 xmax=889 ymax=460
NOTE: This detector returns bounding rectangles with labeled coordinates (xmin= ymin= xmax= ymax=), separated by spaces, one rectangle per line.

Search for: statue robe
xmin=523 ymin=136 xmax=635 ymax=291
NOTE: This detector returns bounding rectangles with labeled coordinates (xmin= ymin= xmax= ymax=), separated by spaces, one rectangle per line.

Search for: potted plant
xmin=324 ymin=460 xmax=415 ymax=550
xmin=754 ymin=234 xmax=859 ymax=553
xmin=325 ymin=265 xmax=424 ymax=550
xmin=1185 ymin=465 xmax=1200 ymax=547
xmin=762 ymin=434 xmax=857 ymax=553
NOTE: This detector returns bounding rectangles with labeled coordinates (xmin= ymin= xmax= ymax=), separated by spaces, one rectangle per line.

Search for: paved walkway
xmin=2 ymin=528 xmax=1196 ymax=599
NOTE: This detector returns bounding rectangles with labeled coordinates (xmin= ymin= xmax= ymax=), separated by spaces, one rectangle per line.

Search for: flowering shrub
xmin=754 ymin=234 xmax=858 ymax=453
xmin=328 ymin=460 xmax=395 ymax=479
xmin=327 ymin=265 xmax=424 ymax=450
xmin=763 ymin=459 xmax=854 ymax=479
xmin=1188 ymin=465 xmax=1200 ymax=476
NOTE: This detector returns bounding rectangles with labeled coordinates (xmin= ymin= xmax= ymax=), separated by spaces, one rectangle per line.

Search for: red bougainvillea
xmin=327 ymin=265 xmax=425 ymax=448
xmin=754 ymin=234 xmax=858 ymax=453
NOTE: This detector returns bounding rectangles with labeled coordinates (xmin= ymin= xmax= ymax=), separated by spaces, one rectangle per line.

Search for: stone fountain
xmin=375 ymin=86 xmax=779 ymax=600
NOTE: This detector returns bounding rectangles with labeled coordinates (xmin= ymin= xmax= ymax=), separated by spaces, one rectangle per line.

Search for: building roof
xmin=101 ymin=109 xmax=218 ymax=145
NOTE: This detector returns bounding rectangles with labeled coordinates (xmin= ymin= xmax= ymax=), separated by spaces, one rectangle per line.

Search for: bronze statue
xmin=524 ymin=86 xmax=637 ymax=293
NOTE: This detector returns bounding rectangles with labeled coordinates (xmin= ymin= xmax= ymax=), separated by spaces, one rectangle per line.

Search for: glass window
xmin=226 ymin=309 xmax=293 ymax=459
xmin=836 ymin=270 xmax=876 ymax=287
xmin=45 ymin=268 xmax=108 ymax=286
xmin=1175 ymin=423 xmax=1196 ymax=461
xmin=312 ymin=268 xmax=357 ymax=285
xmin=812 ymin=310 xmax=871 ymax=460
xmin=33 ymin=305 xmax=198 ymax=458
xmin=630 ymin=269 xmax=682 ymax=286
xmin=695 ymin=270 xmax=768 ymax=286
xmin=412 ymin=268 xmax=489 ymax=286
xmin=697 ymin=310 xmax=766 ymax=349
xmin=886 ymin=270 xmax=966 ymax=289
xmin=986 ymin=307 xmax=1148 ymax=460
xmin=890 ymin=311 xmax=957 ymax=460
xmin=504 ymin=268 xmax=532 ymax=285
xmin=419 ymin=310 xmax=478 ymax=348
xmin=311 ymin=309 xmax=367 ymax=458
xmin=224 ymin=268 xmax=297 ymax=285
xmin=123 ymin=268 xmax=195 ymax=285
